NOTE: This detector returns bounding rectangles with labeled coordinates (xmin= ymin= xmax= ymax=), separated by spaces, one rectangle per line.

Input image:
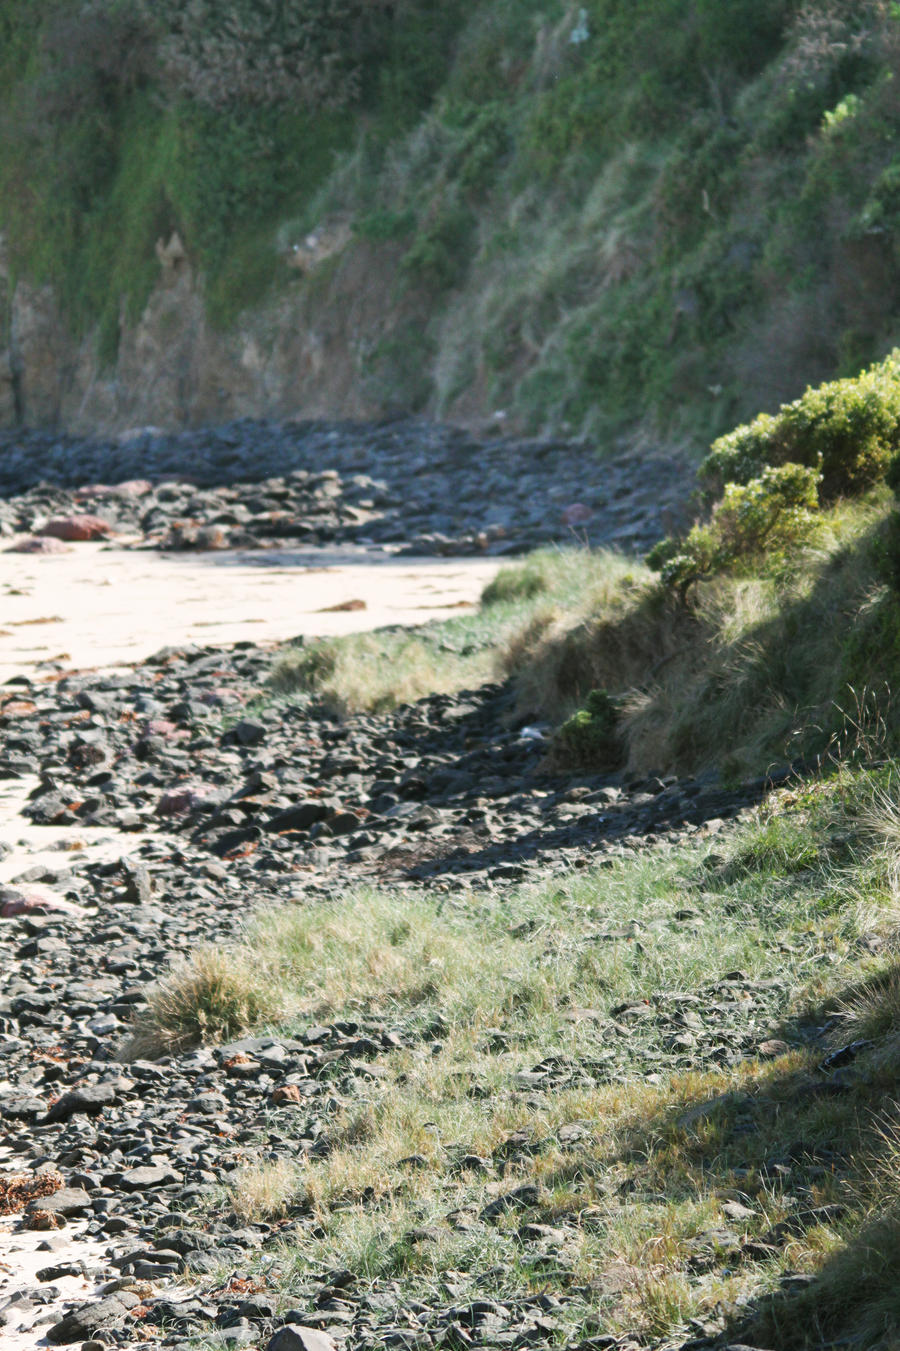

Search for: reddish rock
xmin=0 ymin=888 xmax=85 ymax=919
xmin=39 ymin=515 xmax=115 ymax=542
xmin=5 ymin=536 xmax=72 ymax=554
xmin=271 ymin=1084 xmax=304 ymax=1105
xmin=561 ymin=502 xmax=593 ymax=526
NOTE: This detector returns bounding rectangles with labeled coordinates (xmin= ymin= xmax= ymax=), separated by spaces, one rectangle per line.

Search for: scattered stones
xmin=0 ymin=418 xmax=689 ymax=558
xmin=0 ymin=423 xmax=790 ymax=1351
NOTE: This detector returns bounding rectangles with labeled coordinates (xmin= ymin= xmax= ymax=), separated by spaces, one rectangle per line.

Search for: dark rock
xmin=46 ymin=1290 xmax=141 ymax=1344
xmin=267 ymin=802 xmax=329 ymax=832
xmin=267 ymin=1327 xmax=338 ymax=1351
xmin=27 ymin=1188 xmax=93 ymax=1217
xmin=223 ymin=721 xmax=266 ymax=747
xmin=119 ymin=1165 xmax=184 ymax=1191
xmin=44 ymin=1082 xmax=117 ymax=1123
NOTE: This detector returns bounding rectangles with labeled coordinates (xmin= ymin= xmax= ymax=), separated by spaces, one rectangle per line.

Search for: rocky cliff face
xmin=0 ymin=231 xmax=430 ymax=435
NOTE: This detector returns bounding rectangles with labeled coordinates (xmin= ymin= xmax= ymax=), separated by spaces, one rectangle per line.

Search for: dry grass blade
xmin=230 ymin=1159 xmax=306 ymax=1223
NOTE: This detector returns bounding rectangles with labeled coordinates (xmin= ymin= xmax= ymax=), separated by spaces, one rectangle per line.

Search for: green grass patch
xmin=267 ymin=549 xmax=637 ymax=715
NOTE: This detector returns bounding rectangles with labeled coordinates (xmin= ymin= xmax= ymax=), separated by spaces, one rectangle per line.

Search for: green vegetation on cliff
xmin=4 ymin=1 xmax=900 ymax=438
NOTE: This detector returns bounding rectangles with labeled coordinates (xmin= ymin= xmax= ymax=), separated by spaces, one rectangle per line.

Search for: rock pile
xmin=0 ymin=419 xmax=688 ymax=556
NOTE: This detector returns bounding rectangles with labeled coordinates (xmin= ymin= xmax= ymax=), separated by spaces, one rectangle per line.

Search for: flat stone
xmin=44 ymin=1082 xmax=117 ymax=1123
xmin=27 ymin=1187 xmax=92 ymax=1216
xmin=119 ymin=1165 xmax=184 ymax=1191
xmin=46 ymin=1290 xmax=141 ymax=1344
xmin=267 ymin=1327 xmax=338 ymax=1351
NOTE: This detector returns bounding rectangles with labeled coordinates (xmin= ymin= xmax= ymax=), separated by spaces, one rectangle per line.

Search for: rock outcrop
xmin=0 ymin=229 xmax=427 ymax=434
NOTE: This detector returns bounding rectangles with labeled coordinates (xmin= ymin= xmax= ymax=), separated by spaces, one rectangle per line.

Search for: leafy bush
xmin=554 ymin=688 xmax=624 ymax=770
xmin=649 ymin=462 xmax=821 ymax=597
xmin=700 ymin=352 xmax=900 ymax=501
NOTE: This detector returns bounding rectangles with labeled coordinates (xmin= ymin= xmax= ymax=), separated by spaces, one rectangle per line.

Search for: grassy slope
xmin=137 ymin=764 xmax=900 ymax=1348
xmin=136 ymin=463 xmax=900 ymax=1342
xmin=4 ymin=2 xmax=900 ymax=443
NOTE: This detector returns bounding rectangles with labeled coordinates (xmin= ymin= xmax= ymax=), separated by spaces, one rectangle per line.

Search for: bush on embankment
xmin=506 ymin=354 xmax=900 ymax=778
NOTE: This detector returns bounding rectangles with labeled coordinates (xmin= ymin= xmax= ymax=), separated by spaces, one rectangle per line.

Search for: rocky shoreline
xmin=0 ymin=419 xmax=688 ymax=558
xmin=0 ymin=643 xmax=779 ymax=1351
xmin=0 ymin=425 xmax=768 ymax=1351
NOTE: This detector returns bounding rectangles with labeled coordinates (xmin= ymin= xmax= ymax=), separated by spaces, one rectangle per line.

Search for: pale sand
xmin=0 ymin=1210 xmax=114 ymax=1351
xmin=0 ymin=540 xmax=501 ymax=678
xmin=0 ymin=542 xmax=504 ymax=1344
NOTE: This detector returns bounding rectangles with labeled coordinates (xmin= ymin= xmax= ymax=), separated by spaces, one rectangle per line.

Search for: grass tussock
xmin=121 ymin=945 xmax=287 ymax=1060
xmin=268 ymin=627 xmax=495 ymax=715
xmin=230 ymin=1158 xmax=306 ymax=1223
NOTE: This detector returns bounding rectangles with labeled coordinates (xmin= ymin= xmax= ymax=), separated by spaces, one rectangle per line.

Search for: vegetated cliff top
xmin=2 ymin=0 xmax=900 ymax=443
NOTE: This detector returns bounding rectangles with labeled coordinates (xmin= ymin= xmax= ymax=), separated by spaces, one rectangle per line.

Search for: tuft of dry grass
xmin=121 ymin=945 xmax=287 ymax=1060
xmin=267 ymin=548 xmax=634 ymax=716
xmin=269 ymin=627 xmax=495 ymax=715
xmin=230 ymin=1158 xmax=306 ymax=1223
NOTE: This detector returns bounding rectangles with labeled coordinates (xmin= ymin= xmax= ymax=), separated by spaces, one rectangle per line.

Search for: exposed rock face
xmin=0 ymin=231 xmax=422 ymax=434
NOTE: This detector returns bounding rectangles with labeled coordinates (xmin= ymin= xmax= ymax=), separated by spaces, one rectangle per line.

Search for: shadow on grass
xmin=576 ymin=961 xmax=900 ymax=1350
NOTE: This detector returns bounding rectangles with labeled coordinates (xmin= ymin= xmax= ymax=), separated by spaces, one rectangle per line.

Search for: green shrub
xmin=402 ymin=195 xmax=473 ymax=290
xmin=700 ymin=352 xmax=900 ymax=501
xmin=649 ymin=462 xmax=821 ymax=598
xmin=553 ymin=688 xmax=623 ymax=770
xmin=481 ymin=555 xmax=553 ymax=606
